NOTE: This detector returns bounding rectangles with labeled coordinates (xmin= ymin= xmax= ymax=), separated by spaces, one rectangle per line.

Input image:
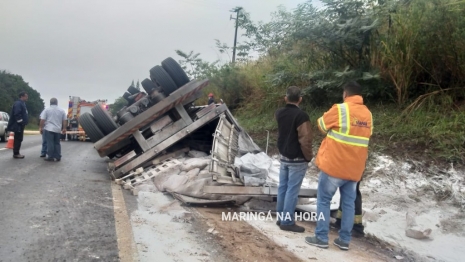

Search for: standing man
xmin=7 ymin=91 xmax=29 ymax=159
xmin=305 ymin=81 xmax=372 ymax=250
xmin=39 ymin=110 xmax=47 ymax=157
xmin=207 ymin=93 xmax=215 ymax=105
xmin=69 ymin=115 xmax=79 ymax=140
xmin=39 ymin=98 xmax=67 ymax=162
xmin=275 ymin=86 xmax=313 ymax=233
xmin=334 ymin=179 xmax=365 ymax=237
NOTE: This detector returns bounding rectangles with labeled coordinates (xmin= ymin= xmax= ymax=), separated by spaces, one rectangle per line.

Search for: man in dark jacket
xmin=7 ymin=91 xmax=29 ymax=159
xmin=275 ymin=86 xmax=313 ymax=232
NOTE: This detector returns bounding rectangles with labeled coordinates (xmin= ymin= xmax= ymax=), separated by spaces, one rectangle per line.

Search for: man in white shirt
xmin=39 ymin=98 xmax=67 ymax=162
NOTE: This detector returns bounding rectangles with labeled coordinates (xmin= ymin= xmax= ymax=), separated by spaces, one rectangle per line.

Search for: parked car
xmin=0 ymin=111 xmax=10 ymax=142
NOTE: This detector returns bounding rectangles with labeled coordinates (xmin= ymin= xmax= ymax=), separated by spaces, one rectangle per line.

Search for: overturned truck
xmin=79 ymin=57 xmax=317 ymax=202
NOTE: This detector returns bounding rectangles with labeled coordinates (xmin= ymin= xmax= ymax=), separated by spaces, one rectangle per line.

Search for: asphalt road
xmin=0 ymin=135 xmax=122 ymax=261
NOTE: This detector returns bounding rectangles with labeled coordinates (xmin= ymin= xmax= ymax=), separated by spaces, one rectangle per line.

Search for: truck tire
xmin=91 ymin=105 xmax=119 ymax=135
xmin=149 ymin=65 xmax=178 ymax=95
xmin=141 ymin=78 xmax=157 ymax=94
xmin=79 ymin=113 xmax=104 ymax=143
xmin=161 ymin=57 xmax=190 ymax=88
xmin=127 ymin=85 xmax=139 ymax=95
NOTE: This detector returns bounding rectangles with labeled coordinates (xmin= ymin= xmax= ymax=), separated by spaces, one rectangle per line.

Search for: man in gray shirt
xmin=39 ymin=98 xmax=67 ymax=162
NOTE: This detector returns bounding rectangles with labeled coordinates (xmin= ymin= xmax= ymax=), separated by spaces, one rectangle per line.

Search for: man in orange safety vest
xmin=305 ymin=81 xmax=373 ymax=251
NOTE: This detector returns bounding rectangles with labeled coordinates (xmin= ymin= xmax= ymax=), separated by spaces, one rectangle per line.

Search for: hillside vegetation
xmin=176 ymin=0 xmax=465 ymax=164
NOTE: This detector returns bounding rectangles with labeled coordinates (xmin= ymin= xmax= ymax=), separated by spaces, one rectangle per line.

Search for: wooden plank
xmin=203 ymin=185 xmax=264 ymax=195
xmin=212 ymin=175 xmax=244 ymax=185
xmin=202 ymin=186 xmax=317 ymax=198
xmin=170 ymin=193 xmax=236 ymax=206
xmin=146 ymin=120 xmax=188 ymax=148
xmin=98 ymin=137 xmax=132 ymax=158
xmin=113 ymin=150 xmax=137 ymax=169
xmin=152 ymin=147 xmax=189 ymax=165
xmin=150 ymin=115 xmax=173 ymax=134
xmin=196 ymin=103 xmax=216 ymax=119
xmin=174 ymin=104 xmax=193 ymax=125
xmin=132 ymin=130 xmax=150 ymax=152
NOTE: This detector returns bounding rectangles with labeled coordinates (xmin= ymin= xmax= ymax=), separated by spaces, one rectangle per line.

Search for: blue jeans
xmin=41 ymin=130 xmax=47 ymax=156
xmin=45 ymin=130 xmax=62 ymax=160
xmin=72 ymin=127 xmax=78 ymax=140
xmin=315 ymin=171 xmax=357 ymax=244
xmin=276 ymin=161 xmax=308 ymax=225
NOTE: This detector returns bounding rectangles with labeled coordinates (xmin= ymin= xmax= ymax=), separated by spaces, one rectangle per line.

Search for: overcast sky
xmin=0 ymin=0 xmax=322 ymax=110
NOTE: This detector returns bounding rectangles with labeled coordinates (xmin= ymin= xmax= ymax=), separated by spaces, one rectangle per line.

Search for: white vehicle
xmin=0 ymin=111 xmax=10 ymax=142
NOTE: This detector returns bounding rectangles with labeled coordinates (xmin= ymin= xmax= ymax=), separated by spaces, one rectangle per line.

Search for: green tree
xmin=108 ymin=97 xmax=127 ymax=116
xmin=175 ymin=50 xmax=220 ymax=80
xmin=0 ymin=70 xmax=45 ymax=119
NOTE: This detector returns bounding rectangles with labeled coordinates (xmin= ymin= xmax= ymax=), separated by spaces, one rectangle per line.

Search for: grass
xmin=235 ymin=104 xmax=465 ymax=165
xmin=25 ymin=123 xmax=39 ymax=131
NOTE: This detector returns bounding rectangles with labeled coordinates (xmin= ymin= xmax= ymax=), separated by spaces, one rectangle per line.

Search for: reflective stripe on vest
xmin=327 ymin=130 xmax=369 ymax=147
xmin=337 ymin=103 xmax=350 ymax=134
xmin=329 ymin=103 xmax=369 ymax=147
xmin=336 ymin=210 xmax=363 ymax=224
xmin=318 ymin=117 xmax=327 ymax=132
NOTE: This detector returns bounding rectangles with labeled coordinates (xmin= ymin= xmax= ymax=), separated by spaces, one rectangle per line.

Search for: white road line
xmin=0 ymin=148 xmax=7 ymax=151
xmin=111 ymin=183 xmax=137 ymax=262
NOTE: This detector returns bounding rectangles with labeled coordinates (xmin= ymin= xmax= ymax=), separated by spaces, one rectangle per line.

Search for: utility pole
xmin=230 ymin=7 xmax=242 ymax=64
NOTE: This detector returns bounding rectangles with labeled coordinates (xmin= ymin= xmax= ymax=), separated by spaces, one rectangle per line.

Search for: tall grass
xmin=237 ymin=104 xmax=465 ymax=163
xmin=187 ymin=0 xmax=465 ymax=163
xmin=375 ymin=0 xmax=465 ymax=106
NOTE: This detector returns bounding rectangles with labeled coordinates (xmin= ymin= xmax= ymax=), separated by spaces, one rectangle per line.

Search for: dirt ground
xmin=193 ymin=207 xmax=301 ymax=262
xmin=129 ymin=180 xmax=400 ymax=262
xmin=194 ymin=207 xmax=398 ymax=262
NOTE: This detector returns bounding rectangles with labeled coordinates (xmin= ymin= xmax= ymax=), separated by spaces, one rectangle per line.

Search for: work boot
xmin=333 ymin=218 xmax=341 ymax=229
xmin=352 ymin=224 xmax=365 ymax=238
xmin=13 ymin=154 xmax=25 ymax=159
xmin=333 ymin=219 xmax=365 ymax=238
xmin=333 ymin=237 xmax=349 ymax=251
xmin=276 ymin=220 xmax=281 ymax=226
xmin=305 ymin=236 xmax=329 ymax=249
xmin=279 ymin=224 xmax=305 ymax=233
